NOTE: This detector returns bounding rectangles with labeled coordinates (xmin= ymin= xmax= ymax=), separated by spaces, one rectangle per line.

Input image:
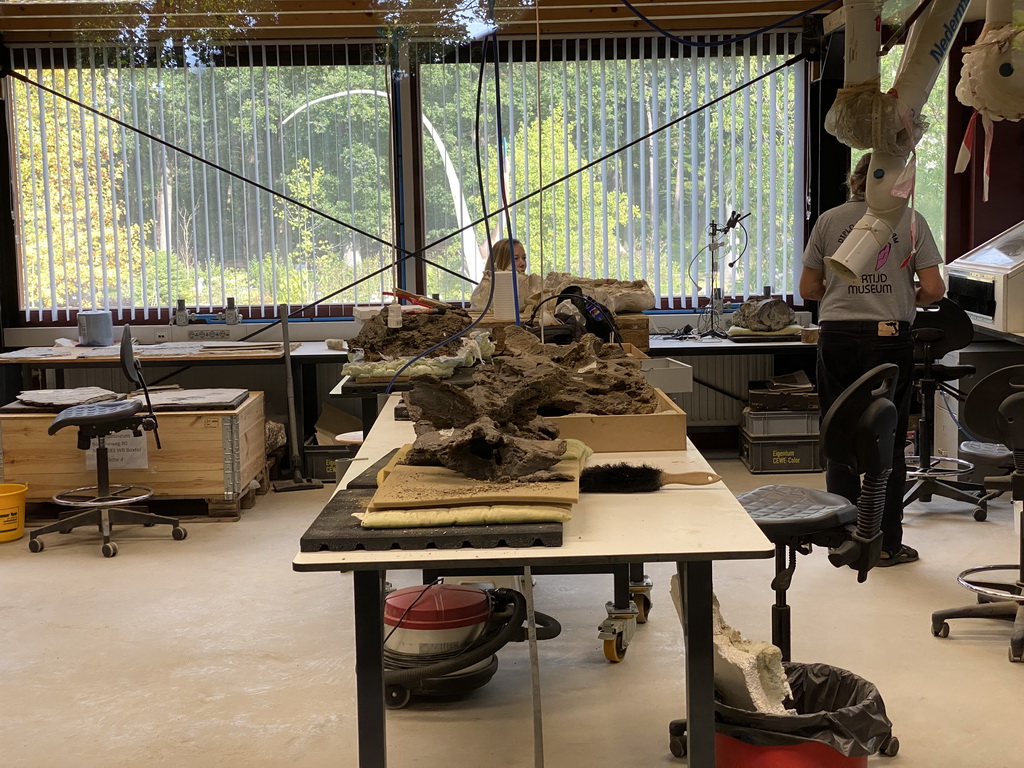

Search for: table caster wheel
xmin=1009 ymin=647 xmax=1023 ymax=663
xmin=102 ymin=542 xmax=118 ymax=558
xmin=634 ymin=593 xmax=652 ymax=624
xmin=668 ymin=719 xmax=688 ymax=758
xmin=880 ymin=735 xmax=899 ymax=757
xmin=931 ymin=621 xmax=949 ymax=638
xmin=144 ymin=522 xmax=155 ymax=527
xmin=59 ymin=527 xmax=72 ymax=534
xmin=384 ymin=685 xmax=411 ymax=709
xmin=172 ymin=526 xmax=188 ymax=541
xmin=973 ymin=507 xmax=987 ymax=522
xmin=603 ymin=635 xmax=627 ymax=663
xmin=669 ymin=735 xmax=687 ymax=758
xmin=28 ymin=538 xmax=44 ymax=553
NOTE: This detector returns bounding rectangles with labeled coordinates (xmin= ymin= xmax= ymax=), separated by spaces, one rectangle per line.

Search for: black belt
xmin=819 ymin=320 xmax=910 ymax=334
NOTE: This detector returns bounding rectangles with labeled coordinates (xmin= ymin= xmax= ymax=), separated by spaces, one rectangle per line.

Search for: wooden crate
xmin=0 ymin=392 xmax=265 ymax=509
xmin=552 ymin=388 xmax=686 ymax=452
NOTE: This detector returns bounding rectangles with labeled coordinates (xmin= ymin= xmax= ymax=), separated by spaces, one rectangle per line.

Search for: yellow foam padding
xmin=356 ymin=504 xmax=573 ymax=529
xmin=726 ymin=324 xmax=802 ymax=337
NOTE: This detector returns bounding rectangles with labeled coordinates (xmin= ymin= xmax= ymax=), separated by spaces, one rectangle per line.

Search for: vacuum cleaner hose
xmin=385 ymin=588 xmax=529 ymax=686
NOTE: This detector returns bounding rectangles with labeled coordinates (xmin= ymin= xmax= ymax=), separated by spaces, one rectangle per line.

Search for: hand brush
xmin=579 ymin=462 xmax=721 ymax=493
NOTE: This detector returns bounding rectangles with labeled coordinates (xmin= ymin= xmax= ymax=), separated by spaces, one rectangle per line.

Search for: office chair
xmin=931 ymin=365 xmax=1024 ymax=661
xmin=668 ymin=365 xmax=901 ymax=760
xmin=738 ymin=364 xmax=898 ymax=661
xmin=27 ymin=325 xmax=187 ymax=557
xmin=903 ymin=298 xmax=989 ymax=520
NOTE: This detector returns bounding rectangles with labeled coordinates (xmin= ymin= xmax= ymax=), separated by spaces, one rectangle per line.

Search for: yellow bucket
xmin=0 ymin=484 xmax=29 ymax=543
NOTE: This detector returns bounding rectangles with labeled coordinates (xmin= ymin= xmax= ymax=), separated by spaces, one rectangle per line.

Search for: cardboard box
xmin=552 ymin=388 xmax=686 ymax=452
xmin=615 ymin=313 xmax=650 ymax=350
xmin=0 ymin=392 xmax=265 ymax=503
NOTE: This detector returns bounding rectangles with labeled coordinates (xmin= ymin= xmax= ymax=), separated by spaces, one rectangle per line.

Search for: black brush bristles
xmin=579 ymin=462 xmax=663 ymax=493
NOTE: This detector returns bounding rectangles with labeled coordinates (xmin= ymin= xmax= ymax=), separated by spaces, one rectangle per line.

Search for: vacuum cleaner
xmin=383 ymin=583 xmax=561 ymax=709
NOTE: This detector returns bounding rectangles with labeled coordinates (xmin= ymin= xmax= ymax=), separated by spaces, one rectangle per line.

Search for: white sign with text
xmin=86 ymin=429 xmax=149 ymax=470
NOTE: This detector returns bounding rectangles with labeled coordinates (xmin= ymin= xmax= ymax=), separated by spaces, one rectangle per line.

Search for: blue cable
xmin=940 ymin=389 xmax=980 ymax=443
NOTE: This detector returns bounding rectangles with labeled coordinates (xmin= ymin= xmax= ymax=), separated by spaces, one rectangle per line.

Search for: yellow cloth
xmin=356 ymin=504 xmax=573 ymax=529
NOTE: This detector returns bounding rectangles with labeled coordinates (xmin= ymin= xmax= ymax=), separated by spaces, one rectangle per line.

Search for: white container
xmin=491 ymin=270 xmax=517 ymax=321
xmin=77 ymin=310 xmax=113 ymax=347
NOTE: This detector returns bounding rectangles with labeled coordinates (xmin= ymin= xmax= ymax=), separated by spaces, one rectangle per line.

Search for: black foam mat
xmin=300 ymin=489 xmax=563 ymax=552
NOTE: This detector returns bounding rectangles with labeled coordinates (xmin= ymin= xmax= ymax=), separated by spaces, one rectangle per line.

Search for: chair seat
xmin=913 ymin=363 xmax=976 ymax=383
xmin=738 ymin=485 xmax=858 ymax=542
xmin=48 ymin=400 xmax=143 ymax=435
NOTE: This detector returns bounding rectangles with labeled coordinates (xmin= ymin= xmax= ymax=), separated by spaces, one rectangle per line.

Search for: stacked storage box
xmin=739 ymin=407 xmax=824 ymax=474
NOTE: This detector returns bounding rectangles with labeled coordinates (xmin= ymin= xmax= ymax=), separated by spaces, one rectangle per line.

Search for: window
xmin=418 ymin=33 xmax=805 ymax=306
xmin=7 ymin=31 xmax=806 ymax=323
xmin=7 ymin=44 xmax=393 ymax=323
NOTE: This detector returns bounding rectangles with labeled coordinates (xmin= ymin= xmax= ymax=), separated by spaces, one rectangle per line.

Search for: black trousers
xmin=816 ymin=323 xmax=915 ymax=552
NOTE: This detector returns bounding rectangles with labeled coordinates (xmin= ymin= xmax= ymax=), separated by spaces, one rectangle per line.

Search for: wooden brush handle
xmin=660 ymin=471 xmax=722 ymax=486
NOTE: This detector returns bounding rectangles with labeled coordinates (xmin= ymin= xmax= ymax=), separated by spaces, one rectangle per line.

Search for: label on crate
xmin=771 ymin=447 xmax=804 ymax=466
xmin=86 ymin=429 xmax=149 ymax=470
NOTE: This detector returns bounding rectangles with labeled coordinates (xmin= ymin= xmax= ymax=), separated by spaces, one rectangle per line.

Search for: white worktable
xmin=294 ymin=397 xmax=773 ymax=767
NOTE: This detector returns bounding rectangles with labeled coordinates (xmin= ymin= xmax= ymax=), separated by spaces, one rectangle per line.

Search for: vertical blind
xmin=419 ymin=33 xmax=805 ymax=306
xmin=6 ymin=44 xmax=393 ymax=323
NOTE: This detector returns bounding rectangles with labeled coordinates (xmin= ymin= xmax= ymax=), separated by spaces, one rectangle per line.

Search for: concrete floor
xmin=3 ymin=460 xmax=1022 ymax=768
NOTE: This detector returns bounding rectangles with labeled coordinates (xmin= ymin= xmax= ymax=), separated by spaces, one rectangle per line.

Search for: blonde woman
xmin=470 ymin=238 xmax=542 ymax=311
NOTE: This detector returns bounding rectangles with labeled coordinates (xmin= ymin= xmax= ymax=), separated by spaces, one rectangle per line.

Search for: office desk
xmin=294 ymin=399 xmax=773 ymax=768
xmin=648 ymin=335 xmax=817 ymax=357
xmin=0 ymin=340 xmax=348 ymax=441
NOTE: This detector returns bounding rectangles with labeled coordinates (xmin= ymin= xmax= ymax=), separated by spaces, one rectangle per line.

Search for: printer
xmin=946 ymin=219 xmax=1024 ymax=334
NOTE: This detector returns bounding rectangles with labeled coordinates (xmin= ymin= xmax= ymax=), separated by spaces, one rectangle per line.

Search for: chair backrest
xmin=119 ymin=324 xmax=143 ymax=387
xmin=820 ymin=363 xmax=899 ymax=476
xmin=963 ymin=365 xmax=1024 ymax=453
xmin=911 ymin=297 xmax=974 ymax=361
xmin=119 ymin=324 xmax=161 ymax=448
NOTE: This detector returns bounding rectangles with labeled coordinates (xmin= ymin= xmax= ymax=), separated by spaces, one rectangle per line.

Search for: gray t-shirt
xmin=802 ymin=201 xmax=943 ymax=323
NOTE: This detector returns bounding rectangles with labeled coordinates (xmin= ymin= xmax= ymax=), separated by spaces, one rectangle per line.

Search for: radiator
xmin=667 ymin=354 xmax=774 ymax=427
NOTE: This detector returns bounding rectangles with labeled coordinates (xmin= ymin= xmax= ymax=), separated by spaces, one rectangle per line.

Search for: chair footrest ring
xmin=53 ymin=484 xmax=154 ymax=508
xmin=957 ymin=564 xmax=1024 ymax=604
xmin=906 ymin=456 xmax=975 ymax=479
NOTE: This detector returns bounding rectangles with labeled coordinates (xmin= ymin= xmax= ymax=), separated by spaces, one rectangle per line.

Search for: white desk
xmin=294 ymin=399 xmax=773 ymax=768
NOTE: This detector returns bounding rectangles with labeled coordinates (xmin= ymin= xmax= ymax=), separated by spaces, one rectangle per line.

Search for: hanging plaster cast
xmin=954 ymin=0 xmax=1024 ymax=200
xmin=824 ymin=0 xmax=971 ymax=285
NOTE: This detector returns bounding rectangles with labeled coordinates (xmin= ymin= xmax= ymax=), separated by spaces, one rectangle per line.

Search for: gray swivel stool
xmin=931 ymin=365 xmax=1024 ymax=661
xmin=27 ymin=325 xmax=186 ymax=557
xmin=903 ymin=298 xmax=989 ymax=520
xmin=740 ymin=363 xmax=900 ymax=662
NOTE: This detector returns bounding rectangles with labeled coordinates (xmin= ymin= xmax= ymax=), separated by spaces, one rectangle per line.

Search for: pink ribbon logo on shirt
xmin=875 ymin=242 xmax=891 ymax=271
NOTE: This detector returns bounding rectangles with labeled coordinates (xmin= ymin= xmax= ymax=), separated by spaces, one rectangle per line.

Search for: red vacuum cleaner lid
xmin=384 ymin=584 xmax=491 ymax=630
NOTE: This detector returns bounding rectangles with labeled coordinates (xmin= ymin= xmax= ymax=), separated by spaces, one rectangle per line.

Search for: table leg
xmin=361 ymin=396 xmax=380 ymax=436
xmin=679 ymin=560 xmax=715 ymax=768
xmin=353 ymin=570 xmax=387 ymax=768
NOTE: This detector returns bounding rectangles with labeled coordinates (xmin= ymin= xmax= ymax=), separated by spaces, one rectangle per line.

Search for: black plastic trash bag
xmin=714 ymin=662 xmax=893 ymax=757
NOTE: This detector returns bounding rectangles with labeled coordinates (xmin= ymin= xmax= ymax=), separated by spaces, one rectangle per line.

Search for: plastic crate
xmin=748 ymin=386 xmax=820 ymax=412
xmin=740 ymin=429 xmax=823 ymax=474
xmin=742 ymin=408 xmax=820 ymax=437
xmin=303 ymin=440 xmax=359 ymax=482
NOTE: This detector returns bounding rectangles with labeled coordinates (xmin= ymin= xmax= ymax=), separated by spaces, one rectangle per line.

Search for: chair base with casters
xmin=930 ymin=561 xmax=1024 ymax=662
xmin=930 ymin=365 xmax=1024 ymax=661
xmin=903 ymin=457 xmax=989 ymax=521
xmin=27 ymin=399 xmax=187 ymax=557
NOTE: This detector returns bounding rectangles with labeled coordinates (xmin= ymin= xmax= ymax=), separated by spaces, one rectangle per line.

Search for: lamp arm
xmin=823 ymin=0 xmax=970 ymax=285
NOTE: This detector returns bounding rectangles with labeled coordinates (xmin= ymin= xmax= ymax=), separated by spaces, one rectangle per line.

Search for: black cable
xmin=728 ymin=221 xmax=750 ymax=269
xmin=383 ymin=579 xmax=443 ymax=647
xmin=379 ymin=23 xmax=501 ymax=393
xmin=619 ymin=0 xmax=839 ymax=49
